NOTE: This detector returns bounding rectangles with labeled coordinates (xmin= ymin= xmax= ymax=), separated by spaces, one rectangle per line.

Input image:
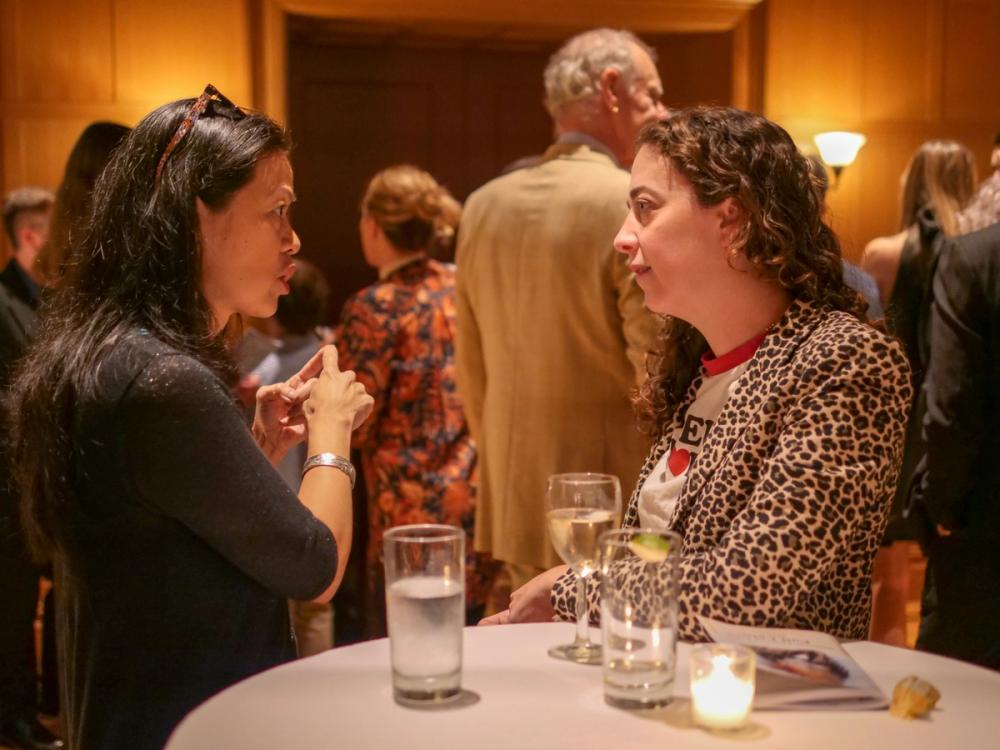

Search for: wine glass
xmin=545 ymin=472 xmax=621 ymax=664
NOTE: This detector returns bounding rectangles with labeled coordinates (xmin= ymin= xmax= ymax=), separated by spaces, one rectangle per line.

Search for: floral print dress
xmin=336 ymin=257 xmax=498 ymax=620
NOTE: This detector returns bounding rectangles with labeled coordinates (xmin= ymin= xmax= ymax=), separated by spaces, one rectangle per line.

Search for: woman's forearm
xmin=298 ymin=420 xmax=354 ymax=602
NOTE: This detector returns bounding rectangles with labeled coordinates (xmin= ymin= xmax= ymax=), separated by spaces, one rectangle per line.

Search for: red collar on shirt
xmin=701 ymin=330 xmax=768 ymax=376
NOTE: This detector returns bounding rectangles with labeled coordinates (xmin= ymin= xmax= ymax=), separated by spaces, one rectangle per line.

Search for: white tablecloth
xmin=167 ymin=622 xmax=1000 ymax=749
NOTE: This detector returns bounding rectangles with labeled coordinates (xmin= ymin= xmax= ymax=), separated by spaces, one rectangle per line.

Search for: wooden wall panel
xmin=657 ymin=32 xmax=733 ymax=110
xmin=276 ymin=0 xmax=759 ymax=33
xmin=765 ymin=0 xmax=863 ymax=124
xmin=732 ymin=1 xmax=766 ymax=112
xmin=0 ymin=1 xmax=13 ymax=104
xmin=4 ymin=117 xmax=96 ymax=189
xmin=942 ymin=0 xmax=1000 ymax=123
xmin=0 ymin=0 xmax=255 ymax=258
xmin=113 ymin=0 xmax=253 ymax=105
xmin=7 ymin=0 xmax=114 ymax=103
xmin=860 ymin=0 xmax=937 ymax=123
xmin=765 ymin=0 xmax=1000 ymax=260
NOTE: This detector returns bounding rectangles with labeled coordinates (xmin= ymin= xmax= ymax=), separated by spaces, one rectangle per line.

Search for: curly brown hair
xmin=633 ymin=107 xmax=867 ymax=436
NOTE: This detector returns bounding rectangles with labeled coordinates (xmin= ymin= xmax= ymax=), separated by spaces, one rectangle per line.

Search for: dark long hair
xmin=9 ymin=95 xmax=289 ymax=558
xmin=38 ymin=121 xmax=132 ymax=285
xmin=634 ymin=107 xmax=867 ymax=436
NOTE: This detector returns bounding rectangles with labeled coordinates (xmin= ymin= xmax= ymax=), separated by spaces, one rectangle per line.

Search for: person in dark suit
xmin=0 ymin=186 xmax=60 ymax=750
xmin=915 ymin=220 xmax=1000 ymax=671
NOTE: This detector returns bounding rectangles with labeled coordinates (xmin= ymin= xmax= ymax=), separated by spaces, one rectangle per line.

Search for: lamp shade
xmin=814 ymin=131 xmax=866 ymax=168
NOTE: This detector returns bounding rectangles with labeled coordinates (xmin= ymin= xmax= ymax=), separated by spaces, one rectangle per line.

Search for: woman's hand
xmin=303 ymin=346 xmax=374 ymax=449
xmin=478 ymin=565 xmax=568 ymax=625
xmin=251 ymin=370 xmax=316 ymax=466
xmin=251 ymin=345 xmax=373 ymax=465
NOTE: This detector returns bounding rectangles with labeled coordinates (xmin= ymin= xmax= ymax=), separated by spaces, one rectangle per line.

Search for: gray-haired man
xmin=456 ymin=29 xmax=667 ymax=594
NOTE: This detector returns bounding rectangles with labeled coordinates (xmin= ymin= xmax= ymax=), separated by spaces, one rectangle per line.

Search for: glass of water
xmin=599 ymin=527 xmax=681 ymax=708
xmin=383 ymin=524 xmax=465 ymax=706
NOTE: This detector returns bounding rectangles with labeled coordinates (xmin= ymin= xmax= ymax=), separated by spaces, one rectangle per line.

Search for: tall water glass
xmin=545 ymin=472 xmax=621 ymax=665
xmin=600 ymin=527 xmax=681 ymax=708
xmin=384 ymin=524 xmax=465 ymax=706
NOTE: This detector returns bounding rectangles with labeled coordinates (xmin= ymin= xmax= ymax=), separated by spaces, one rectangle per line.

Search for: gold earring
xmin=611 ymin=104 xmax=620 ymax=113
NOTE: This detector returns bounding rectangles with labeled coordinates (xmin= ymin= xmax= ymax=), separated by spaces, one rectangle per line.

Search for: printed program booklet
xmin=698 ymin=616 xmax=888 ymax=710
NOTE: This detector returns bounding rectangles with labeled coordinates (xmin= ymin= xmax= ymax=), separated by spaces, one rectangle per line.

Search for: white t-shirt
xmin=637 ymin=332 xmax=765 ymax=529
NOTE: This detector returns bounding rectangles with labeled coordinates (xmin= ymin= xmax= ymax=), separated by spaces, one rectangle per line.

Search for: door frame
xmin=251 ymin=0 xmax=766 ymax=122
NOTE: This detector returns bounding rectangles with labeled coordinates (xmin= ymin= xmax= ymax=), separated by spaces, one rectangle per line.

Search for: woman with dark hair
xmin=483 ymin=107 xmax=911 ymax=642
xmin=337 ymin=165 xmax=498 ymax=634
xmin=33 ymin=122 xmax=132 ymax=730
xmin=8 ymin=87 xmax=372 ymax=749
xmin=38 ymin=121 xmax=131 ymax=285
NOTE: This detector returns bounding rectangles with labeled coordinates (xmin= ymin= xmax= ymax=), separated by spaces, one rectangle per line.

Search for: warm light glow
xmin=814 ymin=131 xmax=867 ymax=168
xmin=690 ymin=645 xmax=756 ymax=731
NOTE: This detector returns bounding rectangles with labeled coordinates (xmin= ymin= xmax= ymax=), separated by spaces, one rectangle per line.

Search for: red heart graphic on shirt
xmin=668 ymin=448 xmax=690 ymax=476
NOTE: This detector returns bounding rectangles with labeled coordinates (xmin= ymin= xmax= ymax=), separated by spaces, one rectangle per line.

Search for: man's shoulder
xmin=0 ymin=274 xmax=23 ymax=310
xmin=467 ymin=149 xmax=627 ymax=206
xmin=950 ymin=221 xmax=1000 ymax=261
xmin=0 ymin=272 xmax=36 ymax=340
xmin=0 ymin=260 xmax=31 ymax=304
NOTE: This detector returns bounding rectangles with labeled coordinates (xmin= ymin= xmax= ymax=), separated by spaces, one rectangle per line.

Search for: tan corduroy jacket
xmin=455 ymin=142 xmax=659 ymax=569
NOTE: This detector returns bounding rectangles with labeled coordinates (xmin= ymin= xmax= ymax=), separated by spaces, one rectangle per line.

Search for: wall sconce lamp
xmin=814 ymin=131 xmax=866 ymax=186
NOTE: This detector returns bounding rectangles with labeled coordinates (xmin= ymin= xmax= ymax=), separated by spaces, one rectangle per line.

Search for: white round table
xmin=167 ymin=622 xmax=1000 ymax=749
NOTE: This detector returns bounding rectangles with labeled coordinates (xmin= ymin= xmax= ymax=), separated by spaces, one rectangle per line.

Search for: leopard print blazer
xmin=551 ymin=299 xmax=912 ymax=641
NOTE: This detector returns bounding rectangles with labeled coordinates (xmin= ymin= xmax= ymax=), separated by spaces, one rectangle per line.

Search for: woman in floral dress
xmin=337 ymin=165 xmax=498 ymax=633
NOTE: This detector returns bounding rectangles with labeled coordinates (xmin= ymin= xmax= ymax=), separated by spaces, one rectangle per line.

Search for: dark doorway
xmin=286 ymin=19 xmax=733 ymax=321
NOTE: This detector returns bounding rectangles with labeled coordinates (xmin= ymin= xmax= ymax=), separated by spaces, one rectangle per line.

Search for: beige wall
xmin=0 ymin=0 xmax=253 ymax=256
xmin=3 ymin=0 xmax=998 ymax=261
xmin=764 ymin=0 xmax=1000 ymax=259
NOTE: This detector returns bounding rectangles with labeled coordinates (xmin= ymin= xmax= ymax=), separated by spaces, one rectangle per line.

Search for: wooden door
xmin=287 ymin=34 xmax=553 ymax=319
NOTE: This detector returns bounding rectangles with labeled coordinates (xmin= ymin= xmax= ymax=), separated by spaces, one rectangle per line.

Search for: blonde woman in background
xmin=862 ymin=140 xmax=976 ymax=646
xmin=863 ymin=140 xmax=976 ymax=304
xmin=336 ymin=166 xmax=499 ymax=636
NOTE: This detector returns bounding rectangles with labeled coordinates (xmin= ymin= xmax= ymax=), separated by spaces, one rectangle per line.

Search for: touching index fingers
xmin=293 ymin=345 xmax=336 ymax=383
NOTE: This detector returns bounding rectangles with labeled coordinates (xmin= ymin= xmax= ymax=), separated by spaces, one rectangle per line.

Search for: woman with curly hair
xmin=482 ymin=107 xmax=912 ymax=642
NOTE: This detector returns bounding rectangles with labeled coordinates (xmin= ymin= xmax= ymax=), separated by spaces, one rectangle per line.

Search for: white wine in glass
xmin=545 ymin=473 xmax=621 ymax=664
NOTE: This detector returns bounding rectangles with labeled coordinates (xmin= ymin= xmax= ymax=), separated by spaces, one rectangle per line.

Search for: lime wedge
xmin=627 ymin=534 xmax=671 ymax=563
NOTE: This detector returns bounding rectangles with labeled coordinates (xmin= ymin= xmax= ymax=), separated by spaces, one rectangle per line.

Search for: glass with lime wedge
xmin=627 ymin=533 xmax=672 ymax=563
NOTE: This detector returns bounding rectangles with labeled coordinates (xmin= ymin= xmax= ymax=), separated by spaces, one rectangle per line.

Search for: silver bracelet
xmin=301 ymin=452 xmax=356 ymax=488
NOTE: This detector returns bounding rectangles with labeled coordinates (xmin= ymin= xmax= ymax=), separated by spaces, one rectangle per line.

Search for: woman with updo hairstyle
xmin=482 ymin=107 xmax=911 ymax=643
xmin=337 ymin=165 xmax=499 ymax=634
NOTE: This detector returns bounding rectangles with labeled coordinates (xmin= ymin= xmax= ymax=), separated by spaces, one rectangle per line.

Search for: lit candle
xmin=690 ymin=645 xmax=756 ymax=730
